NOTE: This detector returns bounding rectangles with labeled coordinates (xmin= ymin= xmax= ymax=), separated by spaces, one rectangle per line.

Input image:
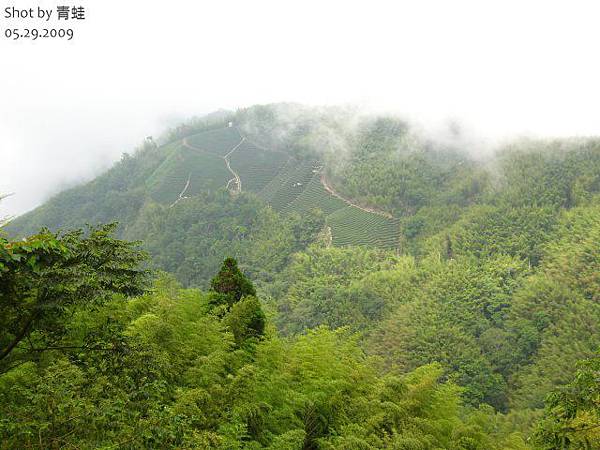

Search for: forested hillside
xmin=3 ymin=103 xmax=599 ymax=449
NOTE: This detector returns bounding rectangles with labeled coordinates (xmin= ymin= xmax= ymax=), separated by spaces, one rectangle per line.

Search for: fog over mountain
xmin=2 ymin=0 xmax=600 ymax=217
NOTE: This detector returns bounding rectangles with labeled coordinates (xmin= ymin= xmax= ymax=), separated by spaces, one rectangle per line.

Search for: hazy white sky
xmin=2 ymin=0 xmax=600 ymax=216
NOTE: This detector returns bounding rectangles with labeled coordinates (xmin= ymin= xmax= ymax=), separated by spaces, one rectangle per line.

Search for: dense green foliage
xmin=123 ymin=191 xmax=325 ymax=288
xmin=0 ymin=267 xmax=528 ymax=449
xmin=534 ymin=351 xmax=600 ymax=448
xmin=3 ymin=103 xmax=600 ymax=448
xmin=0 ymin=223 xmax=149 ymax=375
xmin=269 ymin=203 xmax=600 ymax=414
xmin=330 ymin=118 xmax=484 ymax=217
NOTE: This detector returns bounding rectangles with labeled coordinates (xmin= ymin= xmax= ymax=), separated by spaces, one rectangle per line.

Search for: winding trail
xmin=320 ymin=173 xmax=394 ymax=219
xmin=182 ymin=136 xmax=245 ymax=194
xmin=169 ymin=173 xmax=191 ymax=208
xmin=223 ymin=138 xmax=245 ymax=193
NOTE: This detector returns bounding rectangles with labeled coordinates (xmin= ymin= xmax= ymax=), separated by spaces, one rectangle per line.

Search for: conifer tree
xmin=209 ymin=257 xmax=256 ymax=309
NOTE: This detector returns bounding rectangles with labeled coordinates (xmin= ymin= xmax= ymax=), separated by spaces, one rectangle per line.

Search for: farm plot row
xmin=146 ymin=144 xmax=230 ymax=204
xmin=187 ymin=127 xmax=242 ymax=156
xmin=229 ymin=141 xmax=289 ymax=193
xmin=257 ymin=159 xmax=320 ymax=210
xmin=281 ymin=174 xmax=347 ymax=216
xmin=327 ymin=206 xmax=400 ymax=249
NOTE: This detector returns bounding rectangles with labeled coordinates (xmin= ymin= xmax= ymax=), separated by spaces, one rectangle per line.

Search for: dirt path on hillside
xmin=320 ymin=174 xmax=394 ymax=218
xmin=223 ymin=138 xmax=245 ymax=193
xmin=182 ymin=137 xmax=245 ymax=194
xmin=169 ymin=173 xmax=191 ymax=208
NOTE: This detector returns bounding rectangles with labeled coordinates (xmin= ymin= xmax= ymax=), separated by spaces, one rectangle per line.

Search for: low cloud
xmin=2 ymin=0 xmax=600 ymax=217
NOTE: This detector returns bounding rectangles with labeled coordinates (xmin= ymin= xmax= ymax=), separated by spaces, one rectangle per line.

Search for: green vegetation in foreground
xmin=0 ymin=227 xmax=528 ymax=448
xmin=1 ymin=225 xmax=596 ymax=448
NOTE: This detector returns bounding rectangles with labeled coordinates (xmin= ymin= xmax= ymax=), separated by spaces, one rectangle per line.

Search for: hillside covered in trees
xmin=2 ymin=103 xmax=599 ymax=449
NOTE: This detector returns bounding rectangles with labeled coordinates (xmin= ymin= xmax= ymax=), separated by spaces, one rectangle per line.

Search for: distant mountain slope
xmin=139 ymin=125 xmax=402 ymax=250
xmin=8 ymin=103 xmax=600 ymax=286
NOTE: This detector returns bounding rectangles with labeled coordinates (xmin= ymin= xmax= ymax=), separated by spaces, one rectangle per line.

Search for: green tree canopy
xmin=210 ymin=257 xmax=256 ymax=309
xmin=0 ymin=223 xmax=149 ymax=373
xmin=535 ymin=350 xmax=600 ymax=449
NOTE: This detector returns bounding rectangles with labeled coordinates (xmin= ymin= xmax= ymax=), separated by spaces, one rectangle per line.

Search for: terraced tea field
xmin=146 ymin=143 xmax=230 ymax=204
xmin=187 ymin=127 xmax=242 ymax=156
xmin=229 ymin=141 xmax=289 ymax=193
xmin=258 ymin=162 xmax=399 ymax=249
xmin=281 ymin=174 xmax=346 ymax=216
xmin=257 ymin=160 xmax=320 ymax=210
xmin=327 ymin=206 xmax=400 ymax=249
xmin=147 ymin=127 xmax=401 ymax=250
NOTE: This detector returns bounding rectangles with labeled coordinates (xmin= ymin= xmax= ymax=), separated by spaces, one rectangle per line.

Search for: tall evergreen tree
xmin=210 ymin=257 xmax=256 ymax=308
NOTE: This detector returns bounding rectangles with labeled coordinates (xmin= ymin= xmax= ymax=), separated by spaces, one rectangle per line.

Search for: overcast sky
xmin=2 ymin=0 xmax=600 ymax=217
